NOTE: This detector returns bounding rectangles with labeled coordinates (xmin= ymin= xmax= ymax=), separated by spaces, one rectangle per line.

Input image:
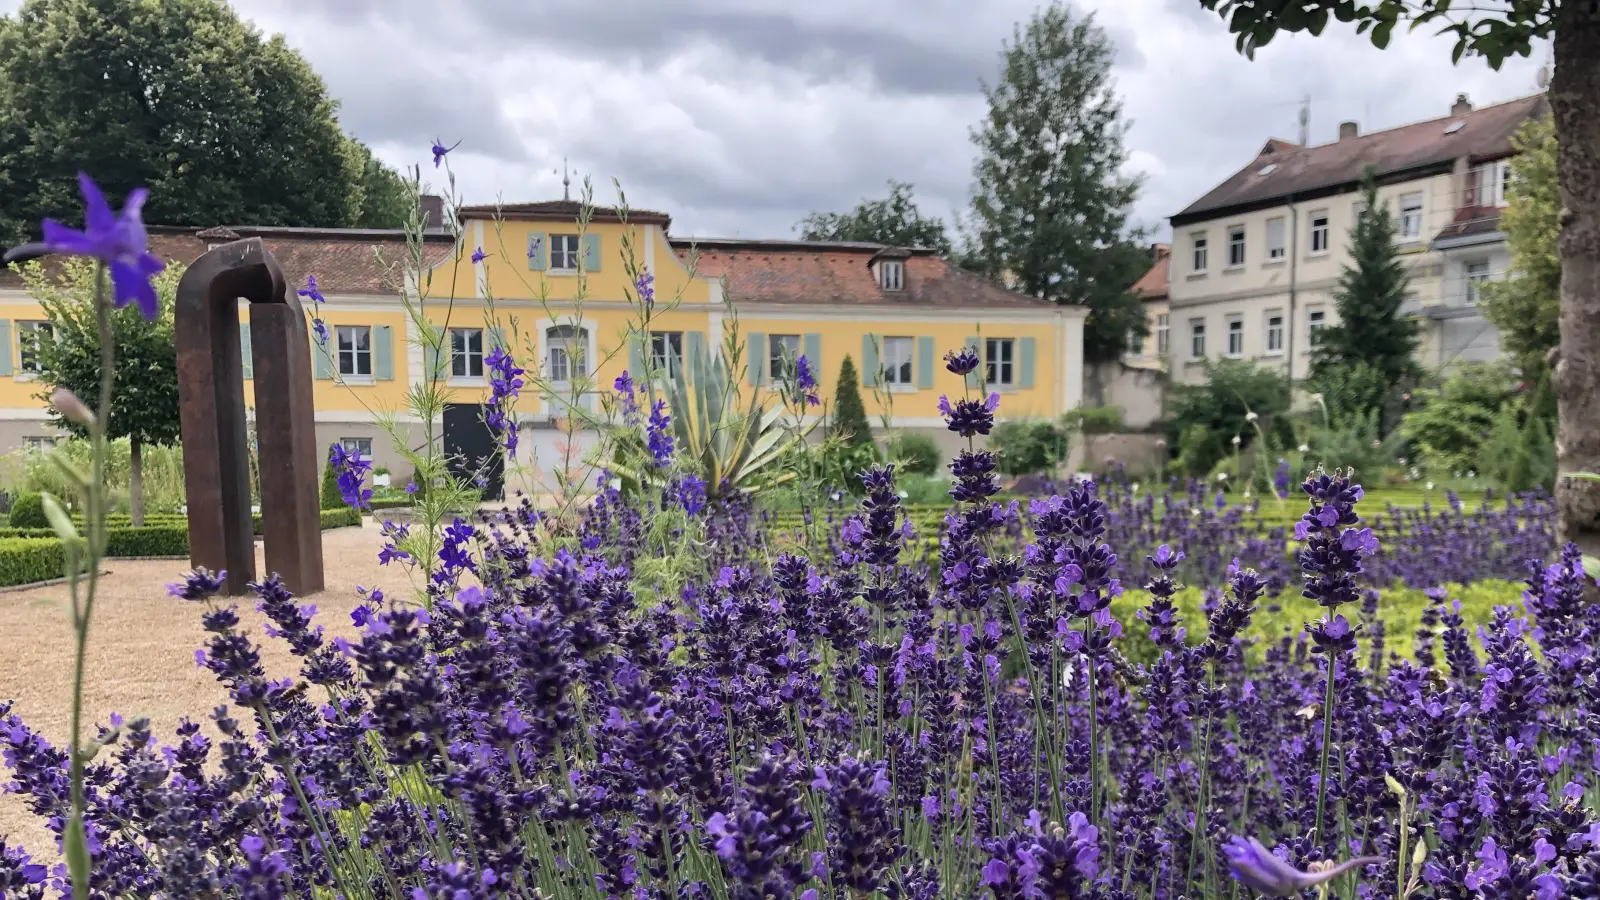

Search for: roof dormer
xmin=870 ymin=247 xmax=911 ymax=291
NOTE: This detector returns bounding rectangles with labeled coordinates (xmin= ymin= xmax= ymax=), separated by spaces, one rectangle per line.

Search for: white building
xmin=1166 ymin=92 xmax=1546 ymax=384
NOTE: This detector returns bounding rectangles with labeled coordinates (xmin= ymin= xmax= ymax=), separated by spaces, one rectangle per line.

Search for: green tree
xmin=16 ymin=256 xmax=184 ymax=526
xmin=0 ymin=0 xmax=365 ymax=243
xmin=798 ymin=180 xmax=953 ymax=254
xmin=1310 ymin=171 xmax=1419 ymax=421
xmin=1189 ymin=0 xmax=1600 ymax=574
xmin=349 ymin=140 xmax=414 ymax=229
xmin=1163 ymin=358 xmax=1292 ymax=475
xmin=831 ymin=355 xmax=873 ymax=448
xmin=970 ymin=2 xmax=1150 ymax=363
xmin=321 ymin=447 xmax=343 ymax=510
xmin=1480 ymin=115 xmax=1560 ymax=378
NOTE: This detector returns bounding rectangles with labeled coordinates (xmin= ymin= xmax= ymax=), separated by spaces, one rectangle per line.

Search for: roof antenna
xmin=561 ymin=156 xmax=572 ymax=202
xmin=1298 ymin=94 xmax=1310 ymax=145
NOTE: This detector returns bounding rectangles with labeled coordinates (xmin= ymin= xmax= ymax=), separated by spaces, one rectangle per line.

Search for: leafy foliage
xmin=321 ymin=447 xmax=344 ymax=511
xmin=969 ymin=2 xmax=1150 ymax=363
xmin=348 ymin=140 xmax=415 ymax=229
xmin=1062 ymin=405 xmax=1125 ymax=435
xmin=1163 ymin=358 xmax=1291 ymax=474
xmin=8 ymin=491 xmax=45 ymax=529
xmin=830 ymin=355 xmax=874 ymax=448
xmin=1397 ymin=363 xmax=1521 ymax=476
xmin=991 ymin=419 xmax=1068 ymax=476
xmin=1480 ymin=115 xmax=1560 ymax=377
xmin=1311 ymin=171 xmax=1418 ymax=403
xmin=798 ymin=180 xmax=952 ymax=254
xmin=0 ymin=535 xmax=62 ymax=586
xmin=885 ymin=432 xmax=941 ymax=476
xmin=0 ymin=437 xmax=187 ymax=515
xmin=0 ymin=0 xmax=393 ymax=241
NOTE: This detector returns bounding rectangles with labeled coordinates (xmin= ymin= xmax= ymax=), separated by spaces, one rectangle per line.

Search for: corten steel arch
xmin=175 ymin=239 xmax=325 ymax=596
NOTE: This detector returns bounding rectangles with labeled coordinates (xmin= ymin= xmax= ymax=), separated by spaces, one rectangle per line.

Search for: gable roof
xmin=2 ymin=225 xmax=455 ymax=295
xmin=1131 ymin=244 xmax=1169 ymax=301
xmin=1172 ymin=93 xmax=1546 ymax=227
xmin=672 ymin=238 xmax=1052 ymax=310
xmin=457 ymin=199 xmax=672 ymax=228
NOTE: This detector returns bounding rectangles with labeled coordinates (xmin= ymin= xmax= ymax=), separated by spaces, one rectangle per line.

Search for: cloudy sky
xmin=9 ymin=0 xmax=1552 ymax=242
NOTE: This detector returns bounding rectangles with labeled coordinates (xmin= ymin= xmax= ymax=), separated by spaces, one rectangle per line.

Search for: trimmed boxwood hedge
xmin=9 ymin=493 xmax=47 ymax=529
xmin=0 ymin=537 xmax=66 ymax=587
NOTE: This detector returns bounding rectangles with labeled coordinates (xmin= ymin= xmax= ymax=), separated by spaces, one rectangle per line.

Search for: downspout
xmin=1285 ymin=193 xmax=1299 ymax=387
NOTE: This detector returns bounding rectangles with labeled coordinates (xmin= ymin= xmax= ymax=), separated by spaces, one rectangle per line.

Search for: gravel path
xmin=0 ymin=521 xmax=409 ymax=859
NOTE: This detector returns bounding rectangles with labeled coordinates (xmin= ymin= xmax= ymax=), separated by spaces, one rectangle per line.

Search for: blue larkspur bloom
xmin=8 ymin=173 xmax=165 ymax=320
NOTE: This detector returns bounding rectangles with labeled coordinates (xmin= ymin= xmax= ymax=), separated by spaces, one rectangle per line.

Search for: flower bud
xmin=51 ymin=388 xmax=94 ymax=426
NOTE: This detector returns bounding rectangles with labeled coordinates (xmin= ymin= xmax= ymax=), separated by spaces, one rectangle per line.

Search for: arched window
xmin=546 ymin=325 xmax=589 ymax=382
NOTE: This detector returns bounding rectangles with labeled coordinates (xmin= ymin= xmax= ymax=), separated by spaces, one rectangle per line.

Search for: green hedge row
xmin=0 ymin=537 xmax=66 ymax=587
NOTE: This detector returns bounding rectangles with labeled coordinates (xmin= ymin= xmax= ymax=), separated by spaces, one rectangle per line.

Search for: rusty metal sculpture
xmin=176 ymin=239 xmax=324 ymax=595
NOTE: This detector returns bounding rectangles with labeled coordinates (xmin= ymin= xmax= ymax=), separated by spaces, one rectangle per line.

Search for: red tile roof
xmin=674 ymin=238 xmax=1050 ymax=310
xmin=2 ymin=226 xmax=455 ymax=295
xmin=457 ymin=200 xmax=672 ymax=228
xmin=1131 ymin=245 xmax=1169 ymax=301
xmin=1173 ymin=93 xmax=1546 ymax=226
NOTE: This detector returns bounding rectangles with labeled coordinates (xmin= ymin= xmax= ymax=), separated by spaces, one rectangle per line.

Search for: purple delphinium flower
xmin=647 ymin=398 xmax=673 ymax=465
xmin=8 ymin=173 xmax=165 ymax=320
xmin=1223 ymin=836 xmax=1381 ymax=896
xmin=327 ymin=442 xmax=373 ymax=510
xmin=635 ymin=269 xmax=655 ymax=308
xmin=471 ymin=247 xmax=487 ymax=264
xmin=614 ymin=370 xmax=641 ymax=424
xmin=671 ymin=473 xmax=707 ymax=516
xmin=296 ymin=274 xmax=326 ymax=305
xmin=431 ymin=138 xmax=461 ymax=167
xmin=485 ymin=345 xmax=526 ymax=456
xmin=795 ymin=355 xmax=819 ymax=406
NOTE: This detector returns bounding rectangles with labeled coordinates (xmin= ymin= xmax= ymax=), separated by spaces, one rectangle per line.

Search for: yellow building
xmin=0 ymin=200 xmax=1088 ymax=493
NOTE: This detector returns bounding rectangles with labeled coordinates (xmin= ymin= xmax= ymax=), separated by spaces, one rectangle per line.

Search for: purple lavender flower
xmin=1223 ymin=837 xmax=1381 ymax=896
xmin=944 ymin=346 xmax=980 ymax=375
xmin=939 ymin=392 xmax=1000 ymax=438
xmin=8 ymin=173 xmax=165 ymax=320
xmin=166 ymin=567 xmax=228 ymax=601
xmin=431 ymin=138 xmax=460 ymax=167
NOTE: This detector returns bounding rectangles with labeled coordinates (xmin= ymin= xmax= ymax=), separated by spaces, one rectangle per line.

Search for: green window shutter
xmin=0 ymin=319 xmax=15 ymax=377
xmin=527 ymin=232 xmax=547 ymax=271
xmin=965 ymin=336 xmax=981 ymax=389
xmin=862 ymin=334 xmax=879 ymax=388
xmin=747 ymin=331 xmax=767 ymax=385
xmin=1019 ymin=336 xmax=1036 ymax=389
xmin=240 ymin=324 xmax=253 ymax=380
xmin=916 ymin=335 xmax=935 ymax=389
xmin=686 ymin=330 xmax=706 ymax=369
xmin=628 ymin=335 xmax=644 ymax=377
xmin=582 ymin=234 xmax=602 ymax=271
xmin=803 ymin=333 xmax=821 ymax=375
xmin=374 ymin=325 xmax=394 ymax=380
xmin=313 ymin=330 xmax=334 ymax=380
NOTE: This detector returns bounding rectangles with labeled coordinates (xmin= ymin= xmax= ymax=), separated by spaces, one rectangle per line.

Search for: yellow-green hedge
xmin=0 ymin=537 xmax=66 ymax=587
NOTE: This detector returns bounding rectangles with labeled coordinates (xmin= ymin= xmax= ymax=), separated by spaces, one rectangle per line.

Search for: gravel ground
xmin=0 ymin=520 xmax=408 ymax=859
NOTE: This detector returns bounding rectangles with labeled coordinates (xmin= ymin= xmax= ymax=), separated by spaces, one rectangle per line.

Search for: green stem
xmin=1314 ymin=647 xmax=1337 ymax=842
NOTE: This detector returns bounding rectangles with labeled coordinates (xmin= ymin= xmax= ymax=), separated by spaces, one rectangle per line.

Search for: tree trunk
xmin=129 ymin=436 xmax=144 ymax=528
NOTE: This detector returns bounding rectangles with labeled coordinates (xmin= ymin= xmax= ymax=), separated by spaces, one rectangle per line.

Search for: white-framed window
xmin=1474 ymin=161 xmax=1512 ymax=207
xmin=550 ymin=234 xmax=580 ymax=271
xmin=1465 ymin=260 xmax=1492 ymax=304
xmin=1266 ymin=217 xmax=1285 ymax=260
xmin=546 ymin=325 xmax=588 ymax=382
xmin=881 ymin=336 xmax=914 ymax=385
xmin=1226 ymin=315 xmax=1244 ymax=357
xmin=1265 ymin=311 xmax=1284 ymax=354
xmin=878 ymin=260 xmax=904 ymax=291
xmin=769 ymin=333 xmax=800 ymax=380
xmin=1227 ymin=226 xmax=1246 ymax=267
xmin=985 ymin=337 xmax=1015 ymax=388
xmin=1308 ymin=308 xmax=1326 ymax=346
xmin=23 ymin=436 xmax=56 ymax=453
xmin=1127 ymin=328 xmax=1144 ymax=356
xmin=336 ymin=325 xmax=372 ymax=377
xmin=1309 ymin=211 xmax=1330 ymax=254
xmin=17 ymin=321 xmax=53 ymax=374
xmin=1399 ymin=192 xmax=1423 ymax=240
xmin=651 ymin=331 xmax=684 ymax=378
xmin=1191 ymin=231 xmax=1208 ymax=272
xmin=449 ymin=327 xmax=485 ymax=379
xmin=1156 ymin=313 xmax=1169 ymax=356
xmin=340 ymin=437 xmax=373 ymax=459
xmin=1190 ymin=319 xmax=1206 ymax=358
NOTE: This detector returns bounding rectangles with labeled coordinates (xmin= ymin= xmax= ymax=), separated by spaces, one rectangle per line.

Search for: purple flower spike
xmin=1223 ymin=837 xmax=1381 ymax=897
xmin=471 ymin=247 xmax=487 ymax=264
xmin=944 ymin=345 xmax=980 ymax=375
xmin=297 ymin=274 xmax=326 ymax=305
xmin=11 ymin=173 xmax=166 ymax=320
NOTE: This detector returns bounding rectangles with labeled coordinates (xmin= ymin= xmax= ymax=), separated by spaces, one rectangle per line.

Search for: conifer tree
xmin=831 ymin=355 xmax=873 ymax=448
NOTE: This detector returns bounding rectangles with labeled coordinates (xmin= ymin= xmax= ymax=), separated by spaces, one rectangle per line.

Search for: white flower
xmin=1467 ymin=470 xmax=1477 ymax=479
xmin=1398 ymin=457 xmax=1407 ymax=466
xmin=1245 ymin=411 xmax=1259 ymax=423
xmin=1427 ymin=481 xmax=1436 ymax=491
xmin=897 ymin=490 xmax=909 ymax=499
xmin=1371 ymin=439 xmax=1381 ymax=449
xmin=1244 ymin=488 xmax=1252 ymax=498
xmin=1232 ymin=435 xmax=1242 ymax=446
xmin=1216 ymin=472 xmax=1229 ymax=481
xmin=1298 ymin=444 xmax=1310 ymax=453
xmin=1131 ymin=482 xmax=1141 ymax=494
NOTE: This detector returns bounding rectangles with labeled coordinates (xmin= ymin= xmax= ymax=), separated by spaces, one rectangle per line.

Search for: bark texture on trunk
xmin=129 ymin=437 xmax=144 ymax=528
xmin=1553 ymin=4 xmax=1600 ymax=559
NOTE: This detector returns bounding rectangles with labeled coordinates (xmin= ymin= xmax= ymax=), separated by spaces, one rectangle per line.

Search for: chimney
xmin=1338 ymin=121 xmax=1359 ymax=141
xmin=1452 ymin=93 xmax=1473 ymax=116
xmin=419 ymin=194 xmax=445 ymax=231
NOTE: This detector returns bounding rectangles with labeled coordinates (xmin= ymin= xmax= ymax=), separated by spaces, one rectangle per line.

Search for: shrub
xmin=0 ymin=536 xmax=64 ymax=586
xmin=1062 ymin=405 xmax=1125 ymax=434
xmin=103 ymin=525 xmax=189 ymax=557
xmin=371 ymin=497 xmax=413 ymax=511
xmin=1163 ymin=358 xmax=1291 ymax=474
xmin=8 ymin=491 xmax=47 ymax=529
xmin=990 ymin=419 xmax=1065 ymax=476
xmin=321 ymin=446 xmax=343 ymax=510
xmin=1396 ymin=362 xmax=1518 ymax=474
xmin=886 ymin=432 xmax=941 ymax=476
xmin=830 ymin=355 xmax=874 ymax=448
xmin=249 ymin=507 xmax=362 ymax=534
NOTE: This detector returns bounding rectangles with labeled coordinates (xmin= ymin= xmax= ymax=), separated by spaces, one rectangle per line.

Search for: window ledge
xmin=448 ymin=377 xmax=487 ymax=388
xmin=1185 ymin=272 xmax=1209 ymax=281
xmin=1261 ymin=259 xmax=1286 ymax=268
xmin=546 ymin=268 xmax=579 ymax=277
xmin=1182 ymin=359 xmax=1206 ymax=368
xmin=1223 ymin=265 xmax=1245 ymax=274
xmin=14 ymin=373 xmax=38 ymax=383
xmin=1263 ymin=350 xmax=1286 ymax=357
xmin=1306 ymin=251 xmax=1330 ymax=259
xmin=986 ymin=385 xmax=1019 ymax=394
xmin=339 ymin=375 xmax=377 ymax=386
xmin=886 ymin=384 xmax=918 ymax=394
